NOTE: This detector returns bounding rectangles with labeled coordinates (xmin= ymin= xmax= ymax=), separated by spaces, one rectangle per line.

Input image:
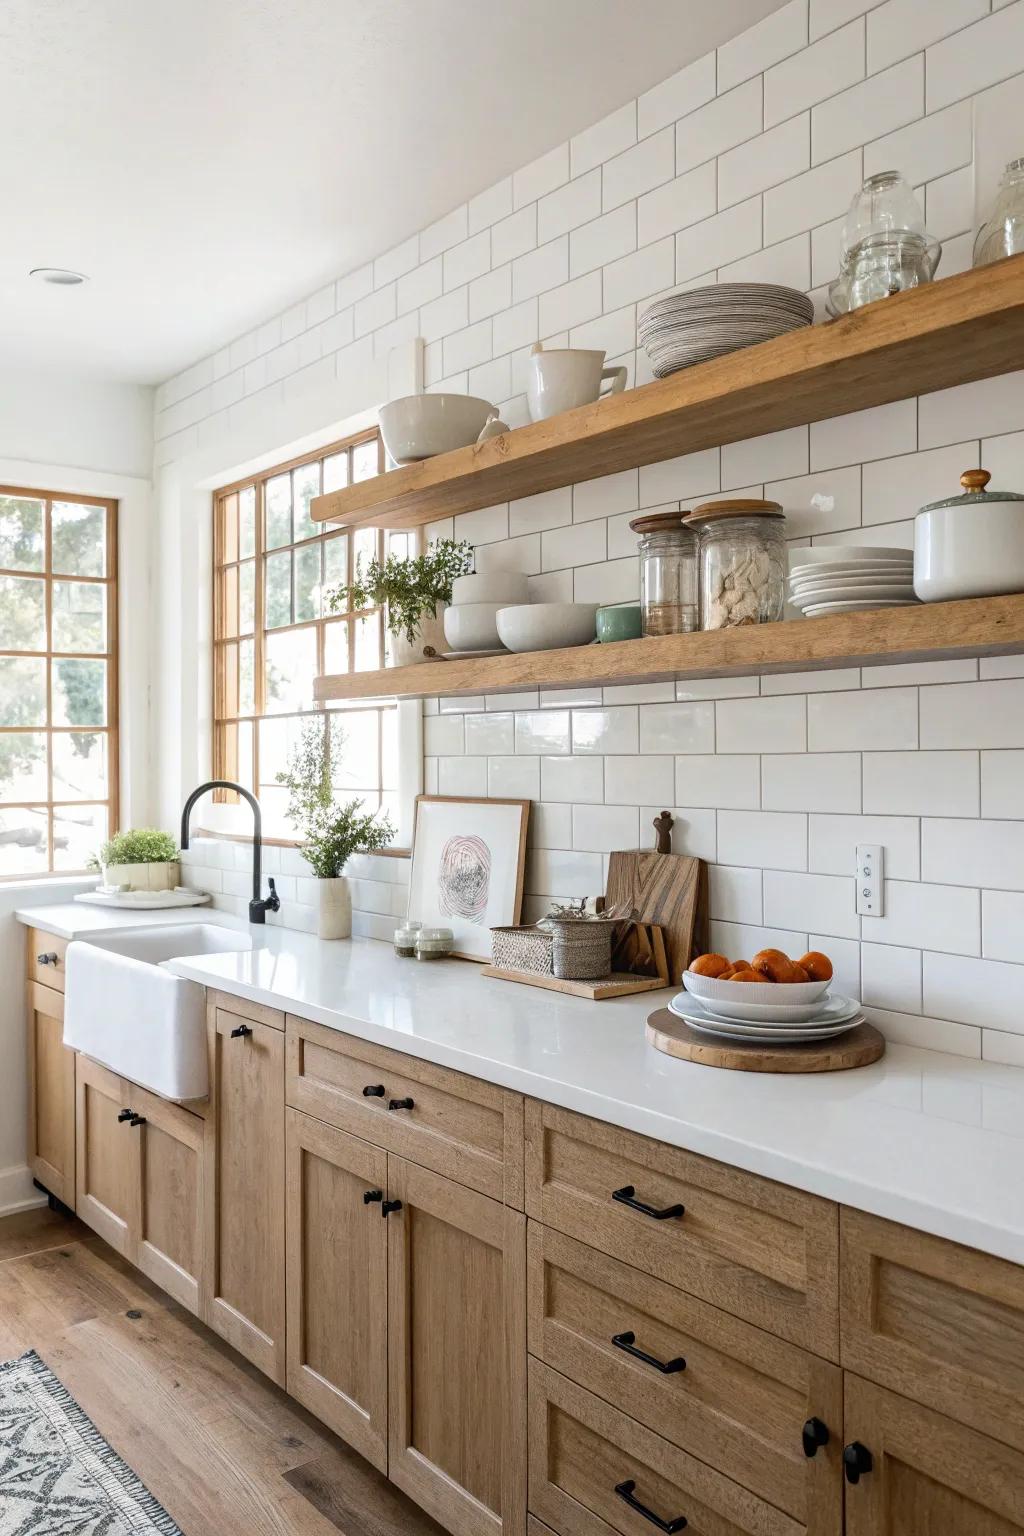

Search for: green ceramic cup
xmin=595 ymin=603 xmax=643 ymax=642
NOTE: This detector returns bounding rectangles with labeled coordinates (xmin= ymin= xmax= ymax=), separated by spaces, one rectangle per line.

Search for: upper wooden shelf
xmin=315 ymin=593 xmax=1024 ymax=703
xmin=310 ymin=255 xmax=1024 ymax=531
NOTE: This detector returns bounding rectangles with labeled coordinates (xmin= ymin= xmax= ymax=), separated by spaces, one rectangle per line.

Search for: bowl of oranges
xmin=682 ymin=948 xmax=833 ymax=1009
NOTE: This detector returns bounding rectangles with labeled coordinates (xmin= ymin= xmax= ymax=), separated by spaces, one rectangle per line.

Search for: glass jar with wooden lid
xmin=628 ymin=511 xmax=699 ymax=636
xmin=688 ymin=499 xmax=787 ymax=630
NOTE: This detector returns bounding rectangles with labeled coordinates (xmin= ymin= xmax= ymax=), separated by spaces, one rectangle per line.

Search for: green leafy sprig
xmin=326 ymin=538 xmax=474 ymax=644
xmin=276 ymin=720 xmax=395 ymax=880
xmin=94 ymin=828 xmax=180 ymax=868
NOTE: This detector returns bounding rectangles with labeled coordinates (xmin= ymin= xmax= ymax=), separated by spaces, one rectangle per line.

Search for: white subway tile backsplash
xmin=720 ymin=115 xmax=811 ymax=208
xmin=764 ymin=20 xmax=864 ymax=126
xmin=656 ymin=806 xmax=718 ymax=861
xmin=639 ymin=50 xmax=717 ymax=137
xmin=717 ymin=695 xmax=807 ymax=754
xmin=676 ymin=198 xmax=763 ymax=282
xmin=808 ymin=687 xmax=918 ymax=751
xmin=603 ymin=130 xmax=675 ymax=213
xmin=509 ymin=485 xmax=572 ymax=537
xmin=711 ymin=919 xmax=810 ymax=961
xmin=574 ymin=470 xmax=639 ymax=524
xmin=527 ymin=847 xmax=604 ymax=898
xmin=763 ymin=869 xmax=860 ymax=939
xmin=919 ymin=372 xmax=1024 ymax=449
xmin=718 ymin=0 xmax=808 ymax=92
xmin=863 ymin=942 xmax=923 ymax=1015
xmin=572 ymin=706 xmax=639 ymax=755
xmin=539 ymin=271 xmax=603 ymax=336
xmin=676 ymin=78 xmax=763 ymax=176
xmin=862 ymin=880 xmax=980 ymax=954
xmin=464 ymin=712 xmax=515 ymax=756
xmin=763 ymin=150 xmax=863 ymax=245
xmin=515 ymin=710 xmax=571 ymax=755
xmin=638 ymin=163 xmax=717 ymax=247
xmin=923 ymin=818 xmax=1024 ymax=891
xmin=573 ymin=556 xmax=639 ymax=606
xmin=572 ymin=102 xmax=637 ymax=178
xmin=762 ymin=752 xmax=861 ymax=811
xmin=676 ymin=754 xmax=761 ymax=809
xmin=492 ymin=204 xmax=538 ymax=267
xmin=709 ymin=864 xmax=764 ymax=925
xmin=469 ymin=265 xmax=512 ymax=323
xmin=530 ymin=802 xmax=574 ymax=851
xmin=424 ymin=714 xmax=464 ymax=755
xmin=677 ymin=675 xmax=759 ymax=700
xmin=924 ymin=950 xmax=1024 ymax=1033
xmin=864 ymin=1006 xmax=982 ymax=1057
xmin=723 ymin=426 xmax=808 ymax=490
xmin=538 ymin=170 xmax=603 ymax=243
xmin=541 ymin=754 xmax=604 ymax=804
xmin=719 ymin=232 xmax=812 ymax=291
xmin=718 ymin=810 xmax=808 ymax=871
xmin=573 ymin=803 xmax=640 ymax=852
xmin=487 ymin=755 xmax=539 ymax=799
xmin=512 ymin=237 xmax=570 ymax=302
xmin=542 ymin=517 xmax=605 ymax=571
xmin=514 ymin=143 xmax=569 ymax=209
xmin=640 ymin=448 xmax=720 ymax=506
xmin=420 ymin=205 xmax=469 ymax=261
xmin=926 ymin=4 xmax=1024 ymax=110
xmin=981 ymin=751 xmax=1024 ymax=818
xmin=812 ymin=55 xmax=924 ymax=163
xmin=604 ymin=239 xmax=676 ymax=311
xmin=864 ymin=99 xmax=973 ymax=188
xmin=639 ymin=701 xmax=716 ymax=755
xmin=868 ymin=0 xmax=987 ymax=73
xmin=983 ymin=890 xmax=1024 ymax=962
xmin=569 ymin=204 xmax=637 ymax=279
xmin=438 ymin=756 xmax=488 ymax=796
xmin=810 ymin=398 xmax=918 ymax=469
xmin=863 ymin=750 xmax=979 ymax=816
xmin=921 ymin=680 xmax=1024 ymax=749
xmin=809 ymin=814 xmax=921 ymax=879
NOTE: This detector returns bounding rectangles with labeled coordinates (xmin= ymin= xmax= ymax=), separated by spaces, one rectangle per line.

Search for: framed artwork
xmin=407 ymin=795 xmax=530 ymax=961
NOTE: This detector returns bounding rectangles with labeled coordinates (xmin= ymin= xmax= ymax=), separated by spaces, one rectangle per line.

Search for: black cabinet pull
xmin=612 ymin=1185 xmax=684 ymax=1221
xmin=117 ymin=1108 xmax=134 ymax=1123
xmin=37 ymin=952 xmax=59 ymax=966
xmin=229 ymin=1024 xmax=252 ymax=1039
xmin=363 ymin=1189 xmax=383 ymax=1206
xmin=802 ymin=1418 xmax=830 ymax=1458
xmin=387 ymin=1097 xmax=414 ymax=1112
xmin=381 ymin=1200 xmax=403 ymax=1218
xmin=612 ymin=1331 xmax=685 ymax=1374
xmin=843 ymin=1443 xmax=873 ymax=1485
xmin=614 ymin=1479 xmax=686 ymax=1532
xmin=362 ymin=1084 xmax=386 ymax=1097
xmin=129 ymin=1114 xmax=146 ymax=1128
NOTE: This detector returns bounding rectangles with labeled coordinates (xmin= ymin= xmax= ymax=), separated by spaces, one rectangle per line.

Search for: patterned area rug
xmin=0 ymin=1350 xmax=183 ymax=1534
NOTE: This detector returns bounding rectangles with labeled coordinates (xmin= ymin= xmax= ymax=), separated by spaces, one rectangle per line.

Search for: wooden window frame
xmin=0 ymin=484 xmax=119 ymax=879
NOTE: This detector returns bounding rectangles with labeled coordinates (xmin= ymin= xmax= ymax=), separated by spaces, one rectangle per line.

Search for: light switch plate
xmin=856 ymin=844 xmax=883 ymax=916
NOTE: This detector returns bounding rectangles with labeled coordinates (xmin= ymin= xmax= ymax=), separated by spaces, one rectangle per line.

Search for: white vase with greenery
xmin=91 ymin=828 xmax=181 ymax=891
xmin=326 ymin=537 xmax=474 ymax=666
xmin=277 ymin=722 xmax=395 ymax=939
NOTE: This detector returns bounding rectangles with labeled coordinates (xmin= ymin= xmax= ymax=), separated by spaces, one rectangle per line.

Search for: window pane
xmin=294 ymin=542 xmax=322 ymax=624
xmin=354 ymin=609 xmax=381 ymax=671
xmin=323 ymin=452 xmax=349 ymax=493
xmin=219 ymin=493 xmax=238 ymax=565
xmin=52 ymin=580 xmax=105 ymax=653
xmin=293 ymin=463 xmax=320 ymax=542
xmin=239 ymin=638 xmax=255 ymax=715
xmin=258 ymin=712 xmax=315 ymax=787
xmin=265 ymin=627 xmax=317 ymax=714
xmin=239 ymin=560 xmax=255 ymax=635
xmin=0 ymin=734 xmax=47 ymax=801
xmin=324 ymin=533 xmax=348 ymax=589
xmin=53 ymin=658 xmax=107 ymax=726
xmin=388 ymin=530 xmax=412 ymax=561
xmin=239 ymin=486 xmax=256 ymax=558
xmin=332 ymin=710 xmax=379 ymax=791
xmin=323 ymin=619 xmax=350 ymax=674
xmin=353 ymin=527 xmax=377 ymax=580
xmin=0 ymin=496 xmax=44 ymax=572
xmin=0 ymin=657 xmax=47 ymax=726
xmin=219 ymin=565 xmax=239 ymax=637
xmin=52 ymin=501 xmax=105 ymax=577
xmin=0 ymin=807 xmax=47 ymax=874
xmin=265 ymin=474 xmax=292 ymax=550
xmin=265 ymin=550 xmax=292 ymax=629
xmin=52 ymin=731 xmax=106 ymax=801
xmin=0 ymin=575 xmax=45 ymax=650
xmin=352 ymin=439 xmax=379 ymax=482
xmin=382 ymin=707 xmax=398 ymax=790
xmin=237 ymin=719 xmax=254 ymax=791
xmin=54 ymin=803 xmax=107 ymax=871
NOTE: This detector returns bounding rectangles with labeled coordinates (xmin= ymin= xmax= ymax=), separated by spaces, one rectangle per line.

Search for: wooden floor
xmin=0 ymin=1207 xmax=445 ymax=1536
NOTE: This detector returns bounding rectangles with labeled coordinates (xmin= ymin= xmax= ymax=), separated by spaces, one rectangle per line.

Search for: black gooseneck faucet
xmin=180 ymin=780 xmax=281 ymax=924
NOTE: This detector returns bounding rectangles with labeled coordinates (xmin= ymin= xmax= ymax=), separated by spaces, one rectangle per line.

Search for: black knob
xmin=363 ymin=1189 xmax=383 ymax=1205
xmin=802 ymin=1417 xmax=830 ymax=1458
xmin=37 ymin=952 xmax=59 ymax=966
xmin=843 ymin=1442 xmax=873 ymax=1485
xmin=129 ymin=1114 xmax=147 ymax=1128
xmin=362 ymin=1084 xmax=386 ymax=1097
xmin=387 ymin=1097 xmax=414 ymax=1112
xmin=229 ymin=1024 xmax=252 ymax=1038
xmin=381 ymin=1200 xmax=403 ymax=1218
xmin=117 ymin=1108 xmax=134 ymax=1123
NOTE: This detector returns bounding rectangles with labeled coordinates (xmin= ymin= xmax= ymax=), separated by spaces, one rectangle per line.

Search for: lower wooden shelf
xmin=315 ymin=591 xmax=1024 ymax=703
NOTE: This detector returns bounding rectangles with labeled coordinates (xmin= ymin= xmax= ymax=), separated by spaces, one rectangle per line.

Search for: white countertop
xmin=19 ymin=901 xmax=1024 ymax=1265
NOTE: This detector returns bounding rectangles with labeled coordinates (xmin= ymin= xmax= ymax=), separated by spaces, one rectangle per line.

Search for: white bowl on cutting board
xmin=682 ymin=969 xmax=830 ymax=1006
xmin=496 ymin=602 xmax=598 ymax=652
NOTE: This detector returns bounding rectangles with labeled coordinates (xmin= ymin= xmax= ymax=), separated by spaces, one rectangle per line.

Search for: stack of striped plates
xmin=788 ymin=545 xmax=918 ymax=618
xmin=638 ymin=283 xmax=814 ymax=378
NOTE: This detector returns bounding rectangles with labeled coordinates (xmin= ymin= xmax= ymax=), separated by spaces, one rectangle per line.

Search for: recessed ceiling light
xmin=29 ymin=267 xmax=88 ymax=286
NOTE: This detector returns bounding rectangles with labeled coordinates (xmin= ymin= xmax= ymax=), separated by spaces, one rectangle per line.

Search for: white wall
xmin=152 ymin=0 xmax=1024 ymax=1057
xmin=0 ymin=366 xmax=153 ymax=480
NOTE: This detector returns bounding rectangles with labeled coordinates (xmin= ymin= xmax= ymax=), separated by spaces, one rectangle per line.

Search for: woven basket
xmin=490 ymin=926 xmax=554 ymax=975
xmin=549 ymin=918 xmax=613 ymax=981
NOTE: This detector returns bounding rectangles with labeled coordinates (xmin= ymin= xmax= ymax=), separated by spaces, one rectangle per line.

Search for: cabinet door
xmin=285 ymin=1109 xmax=388 ymax=1471
xmin=27 ymin=981 xmax=75 ymax=1207
xmin=844 ymin=1375 xmax=1024 ymax=1535
xmin=75 ymin=1055 xmax=138 ymax=1258
xmin=204 ymin=1002 xmax=286 ymax=1384
xmin=133 ymin=1083 xmax=207 ymax=1316
xmin=387 ymin=1155 xmax=526 ymax=1536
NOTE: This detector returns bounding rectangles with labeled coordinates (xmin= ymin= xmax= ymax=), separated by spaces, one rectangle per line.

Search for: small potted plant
xmin=91 ymin=828 xmax=181 ymax=892
xmin=277 ymin=721 xmax=395 ymax=938
xmin=326 ymin=537 xmax=474 ymax=666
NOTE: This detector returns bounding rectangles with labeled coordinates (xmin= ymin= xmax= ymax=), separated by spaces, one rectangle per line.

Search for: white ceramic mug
xmin=526 ymin=342 xmax=627 ymax=422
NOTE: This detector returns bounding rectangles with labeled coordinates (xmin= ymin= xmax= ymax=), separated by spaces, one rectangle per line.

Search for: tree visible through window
xmin=0 ymin=486 xmax=118 ymax=876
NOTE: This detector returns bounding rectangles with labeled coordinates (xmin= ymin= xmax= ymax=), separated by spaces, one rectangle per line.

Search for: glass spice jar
xmin=688 ymin=500 xmax=787 ymax=630
xmin=628 ymin=512 xmax=699 ymax=636
xmin=415 ymin=926 xmax=455 ymax=961
xmin=393 ymin=921 xmax=421 ymax=957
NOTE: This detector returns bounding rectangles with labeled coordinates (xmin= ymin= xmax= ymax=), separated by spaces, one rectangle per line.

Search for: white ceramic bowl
xmin=682 ymin=969 xmax=830 ymax=1006
xmin=451 ymin=571 xmax=529 ymax=606
xmin=915 ymin=499 xmax=1024 ymax=601
xmin=443 ymin=602 xmax=506 ymax=652
xmin=379 ymin=394 xmax=498 ymax=464
xmin=496 ymin=602 xmax=598 ymax=653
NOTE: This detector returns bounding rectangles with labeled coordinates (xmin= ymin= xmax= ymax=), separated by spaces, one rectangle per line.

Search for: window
xmin=213 ymin=430 xmax=412 ymax=838
xmin=0 ymin=486 xmax=118 ymax=877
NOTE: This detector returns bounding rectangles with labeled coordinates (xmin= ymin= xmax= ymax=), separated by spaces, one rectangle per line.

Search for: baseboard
xmin=0 ymin=1163 xmax=47 ymax=1217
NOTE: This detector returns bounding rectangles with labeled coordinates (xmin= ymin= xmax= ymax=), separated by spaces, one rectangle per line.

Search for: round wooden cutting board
xmin=646 ymin=1008 xmax=885 ymax=1074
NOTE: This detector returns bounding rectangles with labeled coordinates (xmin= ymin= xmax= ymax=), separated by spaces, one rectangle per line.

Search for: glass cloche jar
xmin=688 ymin=500 xmax=787 ymax=630
xmin=974 ymin=158 xmax=1024 ymax=267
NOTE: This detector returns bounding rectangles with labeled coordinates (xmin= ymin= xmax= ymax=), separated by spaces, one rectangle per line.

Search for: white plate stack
xmin=674 ymin=971 xmax=865 ymax=1045
xmin=638 ymin=283 xmax=814 ymax=378
xmin=788 ymin=544 xmax=917 ymax=618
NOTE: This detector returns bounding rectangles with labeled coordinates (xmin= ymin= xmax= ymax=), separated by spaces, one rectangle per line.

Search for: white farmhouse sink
xmin=63 ymin=924 xmax=253 ymax=1101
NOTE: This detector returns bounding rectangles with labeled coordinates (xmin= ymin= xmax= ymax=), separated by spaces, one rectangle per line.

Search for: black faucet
xmin=180 ymin=780 xmax=281 ymax=924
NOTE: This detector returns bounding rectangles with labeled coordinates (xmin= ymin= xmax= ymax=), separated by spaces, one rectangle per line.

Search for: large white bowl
xmin=443 ymin=602 xmax=506 ymax=652
xmin=451 ymin=571 xmax=529 ymax=606
xmin=496 ymin=602 xmax=598 ymax=652
xmin=682 ymin=969 xmax=830 ymax=1006
xmin=379 ymin=394 xmax=499 ymax=464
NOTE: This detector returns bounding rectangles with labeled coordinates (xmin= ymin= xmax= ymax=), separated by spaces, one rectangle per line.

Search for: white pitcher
xmin=526 ymin=341 xmax=627 ymax=422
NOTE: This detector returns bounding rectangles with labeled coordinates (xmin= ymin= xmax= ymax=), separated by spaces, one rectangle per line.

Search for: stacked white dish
xmin=788 ymin=544 xmax=917 ymax=617
xmin=675 ymin=969 xmax=865 ymax=1045
xmin=442 ymin=571 xmax=528 ymax=656
xmin=638 ymin=283 xmax=813 ymax=378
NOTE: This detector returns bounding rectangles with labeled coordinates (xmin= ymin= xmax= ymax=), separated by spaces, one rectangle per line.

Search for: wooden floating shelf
xmin=310 ymin=255 xmax=1024 ymax=531
xmin=315 ymin=593 xmax=1024 ymax=702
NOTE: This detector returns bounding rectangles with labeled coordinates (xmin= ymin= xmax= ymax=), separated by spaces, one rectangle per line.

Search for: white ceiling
xmin=0 ymin=0 xmax=782 ymax=385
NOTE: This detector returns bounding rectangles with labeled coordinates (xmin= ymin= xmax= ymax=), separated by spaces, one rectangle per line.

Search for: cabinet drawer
xmin=528 ymin=1224 xmax=842 ymax=1528
xmin=841 ymin=1208 xmax=1024 ymax=1453
xmin=27 ymin=929 xmax=68 ymax=992
xmin=286 ymin=1014 xmax=524 ymax=1206
xmin=529 ymin=1360 xmax=807 ymax=1536
xmin=525 ymin=1101 xmax=838 ymax=1358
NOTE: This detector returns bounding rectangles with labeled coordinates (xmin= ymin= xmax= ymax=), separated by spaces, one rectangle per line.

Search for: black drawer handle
xmin=612 ymin=1331 xmax=685 ymax=1374
xmin=37 ymin=952 xmax=59 ymax=966
xmin=381 ymin=1199 xmax=403 ymax=1218
xmin=117 ymin=1108 xmax=134 ymax=1123
xmin=613 ymin=1185 xmax=684 ymax=1221
xmin=129 ymin=1114 xmax=146 ymax=1127
xmin=614 ymin=1479 xmax=686 ymax=1533
xmin=363 ymin=1189 xmax=383 ymax=1206
xmin=229 ymin=1024 xmax=252 ymax=1038
xmin=387 ymin=1097 xmax=414 ymax=1112
xmin=362 ymin=1084 xmax=385 ymax=1097
xmin=843 ymin=1443 xmax=873 ymax=1485
xmin=803 ymin=1417 xmax=830 ymax=1458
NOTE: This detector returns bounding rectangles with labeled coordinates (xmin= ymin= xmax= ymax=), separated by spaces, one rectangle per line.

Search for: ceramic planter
xmin=101 ymin=860 xmax=180 ymax=892
xmin=317 ymin=876 xmax=352 ymax=940
xmin=386 ymin=603 xmax=448 ymax=666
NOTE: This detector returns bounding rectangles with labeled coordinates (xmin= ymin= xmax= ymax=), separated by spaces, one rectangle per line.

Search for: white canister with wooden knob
xmin=914 ymin=468 xmax=1024 ymax=601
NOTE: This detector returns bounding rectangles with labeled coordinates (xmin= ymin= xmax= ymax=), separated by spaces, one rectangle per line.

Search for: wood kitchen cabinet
xmin=75 ymin=1054 xmax=136 ymax=1258
xmin=204 ymin=996 xmax=286 ymax=1384
xmin=26 ymin=980 xmax=75 ymax=1208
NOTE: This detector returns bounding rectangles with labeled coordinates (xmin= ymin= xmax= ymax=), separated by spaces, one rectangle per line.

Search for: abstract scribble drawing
xmin=439 ymin=834 xmax=492 ymax=922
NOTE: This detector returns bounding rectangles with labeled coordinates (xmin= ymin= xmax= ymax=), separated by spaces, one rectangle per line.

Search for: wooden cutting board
xmin=646 ymin=1009 xmax=886 ymax=1074
xmin=605 ymin=851 xmax=707 ymax=985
